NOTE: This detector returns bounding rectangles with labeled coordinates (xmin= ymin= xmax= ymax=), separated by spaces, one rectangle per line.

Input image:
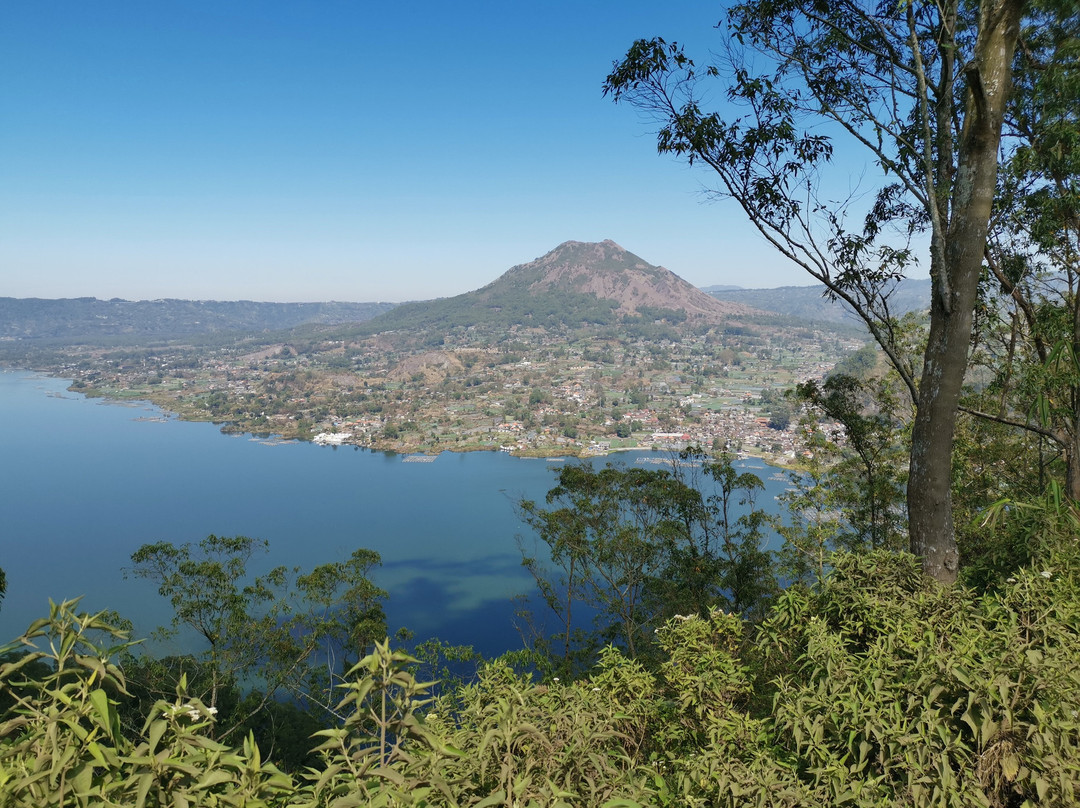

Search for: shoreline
xmin=5 ymin=365 xmax=797 ymax=470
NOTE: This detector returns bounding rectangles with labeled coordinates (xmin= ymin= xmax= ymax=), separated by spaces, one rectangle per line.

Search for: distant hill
xmin=704 ymin=278 xmax=931 ymax=323
xmin=0 ymin=298 xmax=397 ymax=342
xmin=363 ymin=240 xmax=757 ymax=334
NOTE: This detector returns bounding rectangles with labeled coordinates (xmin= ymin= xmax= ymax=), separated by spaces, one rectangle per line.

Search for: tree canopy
xmin=605 ymin=0 xmax=1029 ymax=582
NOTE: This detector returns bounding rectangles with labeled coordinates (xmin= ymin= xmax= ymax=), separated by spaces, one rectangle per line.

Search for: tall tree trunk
xmin=908 ymin=266 xmax=973 ymax=581
xmin=908 ymin=0 xmax=1026 ymax=583
xmin=1067 ymin=427 xmax=1080 ymax=503
xmin=1070 ymin=291 xmax=1080 ymax=502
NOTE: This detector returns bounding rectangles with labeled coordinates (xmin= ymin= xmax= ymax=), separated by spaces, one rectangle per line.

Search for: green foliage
xmin=5 ymin=547 xmax=1080 ymax=807
xmin=358 ymin=288 xmax=620 ymax=336
xmin=756 ymin=550 xmax=1080 ymax=807
xmin=828 ymin=343 xmax=881 ymax=380
xmin=301 ymin=640 xmax=457 ymax=807
xmin=974 ymin=0 xmax=1080 ymax=508
xmin=964 ymin=484 xmax=1080 ymax=591
xmin=423 ymin=651 xmax=650 ymax=807
xmin=624 ymin=448 xmax=778 ymax=625
xmin=632 ymin=306 xmax=687 ymax=325
xmin=0 ymin=599 xmax=293 ymax=806
xmin=796 ymin=373 xmax=908 ymax=551
xmin=518 ymin=464 xmax=669 ymax=667
xmin=773 ymin=453 xmax=846 ymax=586
xmin=517 ymin=455 xmax=774 ymax=673
xmin=128 ymin=535 xmax=289 ymax=719
xmin=114 ymin=655 xmax=324 ymax=774
xmin=127 ymin=537 xmax=387 ymax=741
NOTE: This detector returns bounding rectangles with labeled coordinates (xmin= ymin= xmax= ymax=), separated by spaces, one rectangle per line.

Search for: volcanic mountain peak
xmin=359 ymin=239 xmax=754 ymax=335
xmin=490 ymin=239 xmax=753 ymax=320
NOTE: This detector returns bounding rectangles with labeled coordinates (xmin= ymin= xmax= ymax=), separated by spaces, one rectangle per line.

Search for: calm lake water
xmin=0 ymin=369 xmax=789 ymax=658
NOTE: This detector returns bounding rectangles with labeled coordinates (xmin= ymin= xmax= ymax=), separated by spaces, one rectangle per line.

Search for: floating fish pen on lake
xmin=402 ymin=454 xmax=437 ymax=463
xmin=635 ymin=456 xmax=701 ymax=468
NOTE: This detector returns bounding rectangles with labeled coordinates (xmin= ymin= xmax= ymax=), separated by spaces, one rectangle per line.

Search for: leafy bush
xmin=4 ymin=548 xmax=1079 ymax=807
xmin=0 ymin=600 xmax=292 ymax=807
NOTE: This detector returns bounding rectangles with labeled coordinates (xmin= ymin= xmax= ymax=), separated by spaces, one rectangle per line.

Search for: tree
xmin=128 ymin=535 xmax=387 ymax=739
xmin=518 ymin=456 xmax=773 ymax=672
xmin=975 ymin=1 xmax=1080 ymax=501
xmin=605 ymin=0 xmax=1028 ymax=583
xmin=796 ymin=374 xmax=908 ymax=550
xmin=689 ymin=450 xmax=775 ymax=620
xmin=129 ymin=535 xmax=278 ymax=717
xmin=774 ymin=443 xmax=849 ymax=585
xmin=519 ymin=465 xmax=669 ymax=665
xmin=290 ymin=547 xmax=388 ymax=717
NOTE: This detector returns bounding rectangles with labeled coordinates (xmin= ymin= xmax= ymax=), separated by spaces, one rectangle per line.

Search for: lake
xmin=0 ymin=369 xmax=789 ymax=658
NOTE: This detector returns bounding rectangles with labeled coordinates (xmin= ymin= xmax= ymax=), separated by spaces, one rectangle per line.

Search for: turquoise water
xmin=0 ymin=369 xmax=789 ymax=657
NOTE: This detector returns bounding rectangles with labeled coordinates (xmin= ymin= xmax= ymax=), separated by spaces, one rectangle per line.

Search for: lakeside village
xmin=282 ymin=334 xmax=858 ymax=463
xmin=52 ymin=321 xmax=867 ymax=464
xmin=311 ymin=390 xmax=816 ymax=463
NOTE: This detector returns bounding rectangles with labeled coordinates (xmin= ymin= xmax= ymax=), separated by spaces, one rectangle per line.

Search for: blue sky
xmin=1 ymin=1 xmax=883 ymax=302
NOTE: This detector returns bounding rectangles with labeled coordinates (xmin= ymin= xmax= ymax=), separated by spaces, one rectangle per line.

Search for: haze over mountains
xmin=0 ymin=298 xmax=395 ymax=343
xmin=704 ymin=279 xmax=932 ymax=324
xmin=1 ymin=240 xmax=930 ymax=342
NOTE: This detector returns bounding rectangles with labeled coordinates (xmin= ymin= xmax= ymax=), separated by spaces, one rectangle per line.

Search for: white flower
xmin=552 ymin=677 xmax=560 ymax=683
xmin=186 ymin=709 xmax=202 ymax=721
xmin=206 ymin=707 xmax=218 ymax=716
xmin=1041 ymin=570 xmax=1053 ymax=579
xmin=1006 ymin=577 xmax=1017 ymax=584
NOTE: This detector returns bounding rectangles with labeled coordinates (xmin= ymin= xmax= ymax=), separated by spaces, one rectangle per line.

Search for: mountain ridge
xmin=0 ymin=298 xmax=396 ymax=342
xmin=704 ymin=278 xmax=932 ymax=323
xmin=0 ymin=242 xmax=926 ymax=343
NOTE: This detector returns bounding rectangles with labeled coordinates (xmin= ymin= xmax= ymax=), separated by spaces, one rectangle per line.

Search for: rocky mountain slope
xmin=362 ymin=240 xmax=756 ymax=335
xmin=499 ymin=240 xmax=753 ymax=319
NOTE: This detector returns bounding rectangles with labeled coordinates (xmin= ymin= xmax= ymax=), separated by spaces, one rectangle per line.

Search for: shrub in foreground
xmin=3 ymin=550 xmax=1079 ymax=807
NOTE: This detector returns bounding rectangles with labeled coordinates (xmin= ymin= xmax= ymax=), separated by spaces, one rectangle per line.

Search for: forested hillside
xmin=0 ymin=298 xmax=396 ymax=342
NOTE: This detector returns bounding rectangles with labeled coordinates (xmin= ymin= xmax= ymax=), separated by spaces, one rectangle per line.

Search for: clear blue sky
xmin=1 ymin=1 xmax=881 ymax=303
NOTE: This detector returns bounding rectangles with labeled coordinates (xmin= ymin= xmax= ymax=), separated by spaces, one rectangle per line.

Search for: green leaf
xmin=195 ymin=768 xmax=235 ymax=790
xmin=135 ymin=773 xmax=153 ymax=808
xmin=1001 ymin=753 xmax=1019 ymax=782
xmin=89 ymin=687 xmax=116 ymax=738
xmin=1036 ymin=777 xmax=1050 ymax=801
xmin=147 ymin=718 xmax=167 ymax=754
